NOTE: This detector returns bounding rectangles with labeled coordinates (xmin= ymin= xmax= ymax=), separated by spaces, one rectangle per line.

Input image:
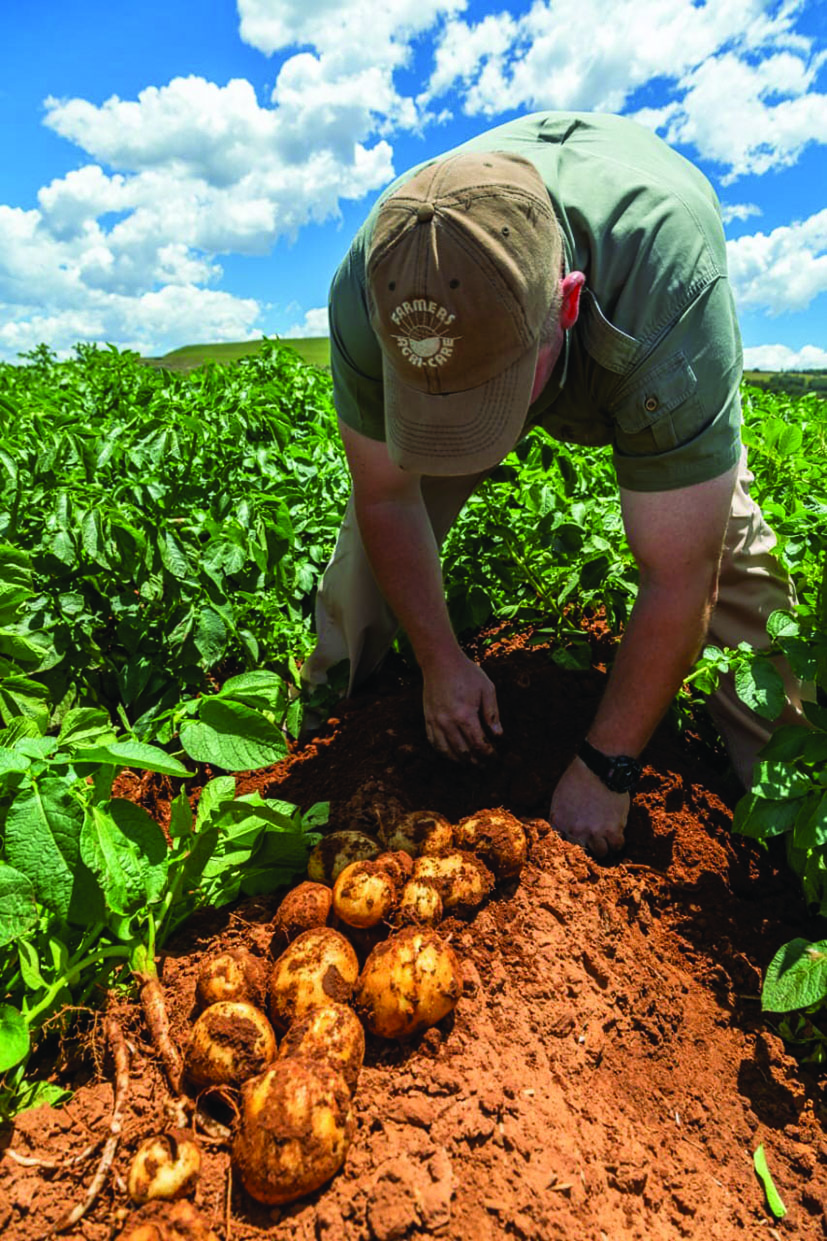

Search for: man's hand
xmin=550 ymin=757 xmax=630 ymax=858
xmin=423 ymin=653 xmax=502 ymax=763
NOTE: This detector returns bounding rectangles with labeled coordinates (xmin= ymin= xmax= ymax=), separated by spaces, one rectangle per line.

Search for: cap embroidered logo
xmin=389 ymin=301 xmax=458 ymax=369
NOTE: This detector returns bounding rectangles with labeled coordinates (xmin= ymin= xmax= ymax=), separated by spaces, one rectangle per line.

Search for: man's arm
xmin=339 ymin=419 xmax=502 ymax=759
xmin=551 ymin=464 xmax=737 ymax=856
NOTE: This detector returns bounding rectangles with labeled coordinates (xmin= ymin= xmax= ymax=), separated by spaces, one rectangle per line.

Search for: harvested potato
xmin=382 ymin=809 xmax=453 ymax=857
xmin=333 ymin=859 xmax=397 ymax=929
xmin=273 ymin=882 xmax=333 ymax=944
xmin=341 ymin=778 xmax=406 ymax=838
xmin=194 ymin=948 xmax=267 ymax=1011
xmin=307 ymin=831 xmax=381 ymax=886
xmin=396 ymin=878 xmax=444 ymax=926
xmin=413 ymin=850 xmax=494 ymax=916
xmin=455 ymin=808 xmax=528 ymax=881
xmin=269 ymin=927 xmax=359 ymax=1032
xmin=118 ymin=1200 xmax=219 ymax=1241
xmin=127 ymin=1133 xmax=201 ymax=1204
xmin=373 ymin=849 xmax=415 ymax=886
xmin=185 ymin=1001 xmax=277 ymax=1088
xmin=356 ymin=927 xmax=463 ymax=1040
xmin=278 ymin=1002 xmax=365 ymax=1091
xmin=232 ymin=1058 xmax=353 ymax=1205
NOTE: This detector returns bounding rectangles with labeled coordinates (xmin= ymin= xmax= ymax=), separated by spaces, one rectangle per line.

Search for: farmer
xmin=301 ymin=111 xmax=807 ymax=857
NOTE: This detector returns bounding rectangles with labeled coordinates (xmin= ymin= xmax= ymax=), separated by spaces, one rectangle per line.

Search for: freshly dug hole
xmin=355 ymin=927 xmax=463 ymax=1040
xmin=185 ymin=1001 xmax=277 ymax=1088
xmin=269 ymin=927 xmax=359 ymax=1032
xmin=232 ymin=1058 xmax=354 ymax=1206
xmin=278 ymin=1002 xmax=365 ymax=1091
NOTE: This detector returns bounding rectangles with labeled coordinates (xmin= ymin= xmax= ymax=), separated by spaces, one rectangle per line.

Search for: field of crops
xmin=0 ymin=339 xmax=826 ymax=1239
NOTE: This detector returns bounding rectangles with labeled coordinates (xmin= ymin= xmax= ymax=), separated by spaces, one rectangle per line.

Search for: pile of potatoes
xmin=125 ymin=804 xmax=528 ymax=1218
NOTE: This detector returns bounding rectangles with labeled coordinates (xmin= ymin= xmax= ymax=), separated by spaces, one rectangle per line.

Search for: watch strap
xmin=577 ymin=739 xmax=642 ymax=794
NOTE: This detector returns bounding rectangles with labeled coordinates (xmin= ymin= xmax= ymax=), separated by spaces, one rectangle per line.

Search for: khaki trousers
xmin=301 ymin=450 xmax=809 ymax=787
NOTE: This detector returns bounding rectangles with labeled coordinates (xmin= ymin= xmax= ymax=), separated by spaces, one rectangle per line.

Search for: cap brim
xmin=383 ymin=340 xmax=539 ymax=477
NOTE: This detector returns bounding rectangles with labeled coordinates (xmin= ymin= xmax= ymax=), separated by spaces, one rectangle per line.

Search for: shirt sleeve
xmin=328 ymin=240 xmax=387 ymax=441
xmin=609 ymin=276 xmax=743 ymax=492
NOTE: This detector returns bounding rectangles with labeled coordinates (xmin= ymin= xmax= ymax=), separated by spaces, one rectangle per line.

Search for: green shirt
xmin=329 ymin=111 xmax=743 ymax=492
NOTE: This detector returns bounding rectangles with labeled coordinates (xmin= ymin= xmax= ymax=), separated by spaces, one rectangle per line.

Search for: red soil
xmin=2 ymin=627 xmax=825 ymax=1240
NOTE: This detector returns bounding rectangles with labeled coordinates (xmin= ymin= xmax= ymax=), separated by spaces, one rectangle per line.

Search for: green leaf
xmin=218 ymin=670 xmax=287 ymax=712
xmin=0 ymin=674 xmax=51 ymax=728
xmin=5 ymin=779 xmax=97 ymax=922
xmin=17 ymin=939 xmax=45 ymax=990
xmin=58 ymin=707 xmax=118 ymax=750
xmin=71 ymin=740 xmax=188 ymax=777
xmin=732 ymin=793 xmax=802 ymax=840
xmin=793 ymin=793 xmax=827 ymax=851
xmin=0 ymin=864 xmax=38 ymax=947
xmin=734 ymin=656 xmax=786 ymax=721
xmin=5 ymin=1079 xmax=71 ymax=1118
xmin=762 ymin=938 xmax=827 ymax=1012
xmin=81 ymin=800 xmax=170 ymax=916
xmin=753 ymin=1145 xmax=787 ymax=1220
xmin=0 ymin=1005 xmax=29 ymax=1073
xmin=180 ymin=698 xmax=288 ymax=770
xmin=159 ymin=530 xmax=191 ymax=579
xmin=751 ymin=761 xmax=812 ymax=801
xmin=193 ymin=606 xmax=227 ymax=665
xmin=759 ymin=724 xmax=815 ymax=763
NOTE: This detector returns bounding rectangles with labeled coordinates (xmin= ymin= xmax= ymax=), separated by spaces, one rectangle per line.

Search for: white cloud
xmin=283 ymin=306 xmax=330 ymax=338
xmin=639 ymin=49 xmax=827 ymax=181
xmin=721 ymin=202 xmax=762 ymax=225
xmin=727 ymin=209 xmax=827 ymax=313
xmin=743 ymin=343 xmax=827 ymax=370
xmin=425 ymin=0 xmax=827 ymax=180
xmin=1 ymin=69 xmax=396 ymax=361
xmin=0 ymin=285 xmax=260 ymax=362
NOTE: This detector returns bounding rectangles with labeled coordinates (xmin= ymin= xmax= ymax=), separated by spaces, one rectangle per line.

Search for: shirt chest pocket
xmin=610 ymin=351 xmax=700 ymax=451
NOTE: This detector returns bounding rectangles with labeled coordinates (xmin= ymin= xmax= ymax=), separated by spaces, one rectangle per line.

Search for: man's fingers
xmin=481 ymin=682 xmax=502 ymax=737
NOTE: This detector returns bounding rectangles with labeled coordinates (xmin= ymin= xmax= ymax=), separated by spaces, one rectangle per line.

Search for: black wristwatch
xmin=577 ymin=739 xmax=642 ymax=794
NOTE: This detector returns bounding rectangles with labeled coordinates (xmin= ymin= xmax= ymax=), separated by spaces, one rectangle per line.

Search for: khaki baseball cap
xmin=366 ymin=151 xmax=559 ymax=476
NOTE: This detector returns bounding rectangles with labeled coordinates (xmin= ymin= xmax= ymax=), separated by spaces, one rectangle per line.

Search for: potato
xmin=118 ymin=1200 xmax=219 ymax=1241
xmin=273 ymin=882 xmax=333 ymax=944
xmin=355 ymin=927 xmax=463 ymax=1040
xmin=194 ymin=948 xmax=267 ymax=1011
xmin=341 ymin=778 xmax=406 ymax=838
xmin=232 ymin=1059 xmax=353 ymax=1205
xmin=269 ymin=927 xmax=359 ymax=1032
xmin=278 ymin=1002 xmax=365 ymax=1091
xmin=333 ymin=860 xmax=397 ymax=929
xmin=412 ymin=850 xmax=494 ymax=916
xmin=307 ymin=831 xmax=381 ymax=886
xmin=396 ymin=878 xmax=443 ymax=927
xmin=382 ymin=809 xmax=453 ymax=857
xmin=127 ymin=1133 xmax=201 ymax=1204
xmin=373 ymin=849 xmax=415 ymax=886
xmin=185 ymin=1001 xmax=277 ymax=1088
xmin=455 ymin=808 xmax=528 ymax=881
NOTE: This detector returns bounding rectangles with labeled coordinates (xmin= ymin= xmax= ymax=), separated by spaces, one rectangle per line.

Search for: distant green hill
xmin=744 ymin=369 xmax=827 ymax=398
xmin=141 ymin=336 xmax=330 ymax=373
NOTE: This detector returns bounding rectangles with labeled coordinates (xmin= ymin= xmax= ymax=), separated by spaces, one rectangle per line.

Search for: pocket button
xmin=644 ymin=395 xmax=659 ymax=413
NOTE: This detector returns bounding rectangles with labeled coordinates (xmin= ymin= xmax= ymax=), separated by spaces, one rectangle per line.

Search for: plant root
xmin=3 ymin=1135 xmax=104 ymax=1171
xmin=138 ymin=970 xmax=184 ymax=1094
xmin=53 ymin=1014 xmax=130 ymax=1234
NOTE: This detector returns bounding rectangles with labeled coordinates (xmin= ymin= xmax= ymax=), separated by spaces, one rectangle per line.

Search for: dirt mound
xmin=2 ymin=633 xmax=826 ymax=1240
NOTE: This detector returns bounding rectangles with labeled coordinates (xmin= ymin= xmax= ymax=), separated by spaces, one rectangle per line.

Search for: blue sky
xmin=1 ymin=0 xmax=825 ymax=368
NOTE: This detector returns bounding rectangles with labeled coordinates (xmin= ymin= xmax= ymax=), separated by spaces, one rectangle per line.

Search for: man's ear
xmin=560 ymin=271 xmax=585 ymax=331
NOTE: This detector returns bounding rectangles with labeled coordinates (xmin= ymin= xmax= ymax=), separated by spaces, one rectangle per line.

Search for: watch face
xmin=605 ymin=756 xmax=641 ymax=793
